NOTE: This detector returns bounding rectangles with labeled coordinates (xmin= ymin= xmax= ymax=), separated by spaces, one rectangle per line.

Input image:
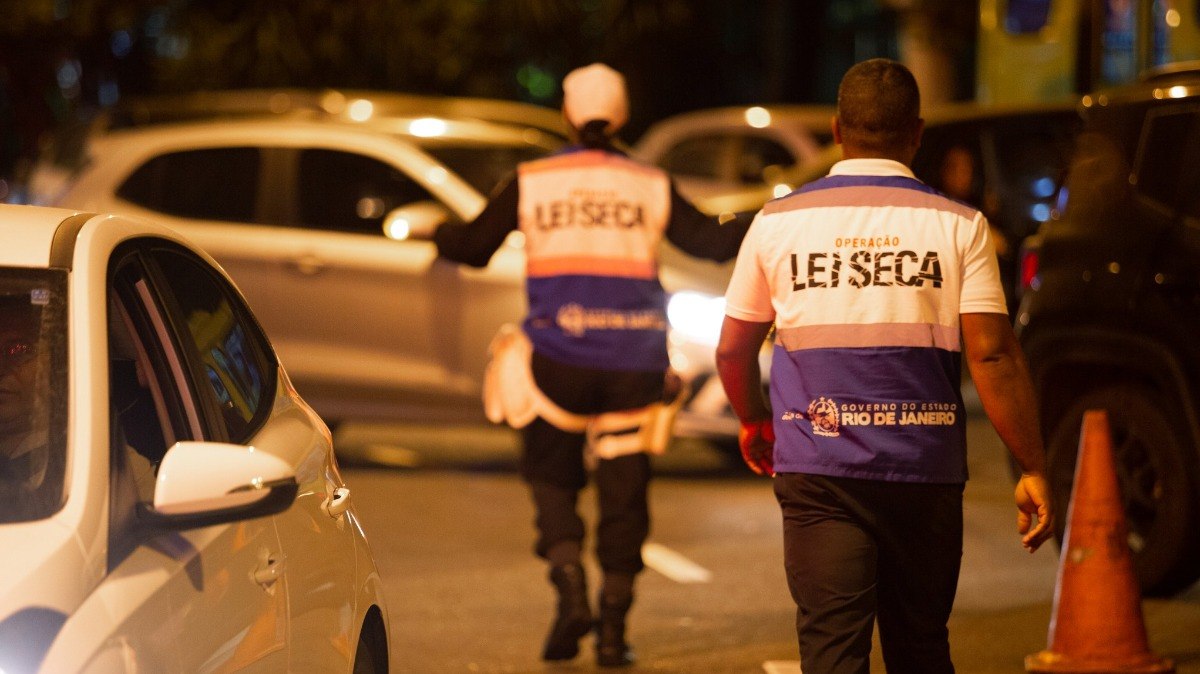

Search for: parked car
xmin=33 ymin=117 xmax=741 ymax=445
xmin=0 ymin=204 xmax=389 ymax=673
xmin=1015 ymin=63 xmax=1200 ymax=596
xmin=632 ymin=104 xmax=836 ymax=200
xmin=30 ymin=89 xmax=568 ymax=209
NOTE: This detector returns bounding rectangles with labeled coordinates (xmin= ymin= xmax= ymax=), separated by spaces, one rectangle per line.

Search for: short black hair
xmin=837 ymin=58 xmax=921 ymax=154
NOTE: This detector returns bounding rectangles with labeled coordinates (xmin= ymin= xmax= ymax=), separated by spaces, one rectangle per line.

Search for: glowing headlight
xmin=384 ymin=214 xmax=411 ymax=240
xmin=666 ymin=291 xmax=726 ymax=346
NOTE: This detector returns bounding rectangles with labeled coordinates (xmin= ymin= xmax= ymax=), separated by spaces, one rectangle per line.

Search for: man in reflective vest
xmin=435 ymin=63 xmax=751 ymax=667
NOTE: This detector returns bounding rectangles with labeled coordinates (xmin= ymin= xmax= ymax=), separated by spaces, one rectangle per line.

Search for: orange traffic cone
xmin=1025 ymin=410 xmax=1174 ymax=673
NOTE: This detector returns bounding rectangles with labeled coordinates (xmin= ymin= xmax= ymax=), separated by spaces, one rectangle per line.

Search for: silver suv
xmin=33 ymin=115 xmax=737 ymax=442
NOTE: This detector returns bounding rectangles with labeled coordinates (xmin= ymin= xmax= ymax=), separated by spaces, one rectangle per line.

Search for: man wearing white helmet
xmin=435 ymin=63 xmax=752 ymax=667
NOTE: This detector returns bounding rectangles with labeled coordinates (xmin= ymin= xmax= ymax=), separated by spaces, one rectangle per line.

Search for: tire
xmin=1045 ymin=385 xmax=1200 ymax=596
xmin=351 ymin=615 xmax=388 ymax=674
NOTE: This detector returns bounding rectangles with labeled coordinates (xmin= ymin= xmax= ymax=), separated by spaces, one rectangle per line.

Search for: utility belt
xmin=482 ymin=324 xmax=687 ymax=459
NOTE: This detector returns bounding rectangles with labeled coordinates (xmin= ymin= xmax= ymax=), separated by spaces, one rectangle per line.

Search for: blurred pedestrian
xmin=715 ymin=58 xmax=1054 ymax=673
xmin=434 ymin=63 xmax=753 ymax=667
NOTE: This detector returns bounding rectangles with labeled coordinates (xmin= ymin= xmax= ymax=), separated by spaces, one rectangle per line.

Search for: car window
xmin=106 ymin=241 xmax=276 ymax=565
xmin=0 ymin=269 xmax=68 ymax=524
xmin=109 ymin=264 xmax=184 ymax=506
xmin=1133 ymin=105 xmax=1200 ymax=218
xmin=296 ymin=148 xmax=434 ymax=235
xmin=108 ymin=246 xmax=207 ymax=559
xmin=738 ymin=136 xmax=797 ymax=183
xmin=659 ymin=134 xmax=739 ymax=180
xmin=116 ymin=147 xmax=260 ymax=222
xmin=990 ymin=115 xmax=1080 ymax=239
xmin=913 ymin=127 xmax=985 ymax=205
xmin=422 ymin=144 xmax=550 ymax=195
xmin=148 ymin=247 xmax=275 ymax=444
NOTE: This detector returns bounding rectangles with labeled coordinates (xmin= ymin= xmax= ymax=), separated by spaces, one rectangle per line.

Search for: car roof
xmin=1083 ymin=60 xmax=1200 ymax=106
xmin=94 ymin=88 xmax=571 ymax=140
xmin=0 ymin=205 xmax=218 ymax=276
xmin=0 ymin=204 xmax=87 ymax=267
xmin=86 ymin=114 xmax=545 ymax=153
xmin=692 ymin=100 xmax=1082 ymax=216
xmin=639 ymin=104 xmax=837 ymax=135
xmin=633 ymin=104 xmax=837 ymax=160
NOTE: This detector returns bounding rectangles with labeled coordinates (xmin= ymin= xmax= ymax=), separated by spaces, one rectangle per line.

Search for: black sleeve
xmin=433 ymin=175 xmax=520 ymax=268
xmin=663 ymin=181 xmax=757 ymax=263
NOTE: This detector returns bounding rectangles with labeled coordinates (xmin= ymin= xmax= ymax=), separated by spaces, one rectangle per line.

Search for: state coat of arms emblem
xmin=807 ymin=396 xmax=840 ymax=437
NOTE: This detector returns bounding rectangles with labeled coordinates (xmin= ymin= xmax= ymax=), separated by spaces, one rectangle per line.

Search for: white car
xmin=32 ymin=117 xmax=739 ymax=443
xmin=33 ymin=88 xmax=571 ymax=201
xmin=633 ymin=104 xmax=836 ymax=200
xmin=0 ymin=204 xmax=389 ymax=673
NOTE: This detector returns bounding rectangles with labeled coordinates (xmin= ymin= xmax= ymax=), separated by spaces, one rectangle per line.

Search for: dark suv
xmin=1016 ymin=63 xmax=1200 ymax=596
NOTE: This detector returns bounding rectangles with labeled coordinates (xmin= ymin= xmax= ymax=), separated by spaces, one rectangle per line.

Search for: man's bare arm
xmin=716 ymin=316 xmax=774 ymax=423
xmin=961 ymin=312 xmax=1054 ymax=552
xmin=716 ymin=316 xmax=776 ymax=475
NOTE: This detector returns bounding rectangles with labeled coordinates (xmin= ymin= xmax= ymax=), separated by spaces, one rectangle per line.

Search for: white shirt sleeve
xmin=723 ymin=213 xmax=777 ymax=322
xmin=959 ymin=212 xmax=1008 ymax=315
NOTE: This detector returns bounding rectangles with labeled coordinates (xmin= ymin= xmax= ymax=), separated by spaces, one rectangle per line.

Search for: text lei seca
xmin=794 ymin=235 xmax=955 ymax=429
xmin=790 ymin=236 xmax=943 ymax=290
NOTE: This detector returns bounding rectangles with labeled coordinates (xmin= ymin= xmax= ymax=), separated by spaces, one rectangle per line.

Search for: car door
xmin=139 ymin=242 xmax=363 ymax=670
xmin=262 ymin=144 xmax=522 ymax=423
xmin=97 ymin=127 xmax=520 ymax=425
xmin=267 ymin=433 xmax=360 ymax=670
xmin=106 ymin=240 xmax=289 ymax=672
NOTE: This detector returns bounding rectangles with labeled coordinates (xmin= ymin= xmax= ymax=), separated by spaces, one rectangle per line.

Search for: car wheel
xmin=351 ymin=614 xmax=389 ymax=674
xmin=1045 ymin=385 xmax=1200 ymax=596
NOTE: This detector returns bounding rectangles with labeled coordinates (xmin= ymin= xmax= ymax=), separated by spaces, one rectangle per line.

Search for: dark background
xmin=0 ymin=0 xmax=978 ymax=197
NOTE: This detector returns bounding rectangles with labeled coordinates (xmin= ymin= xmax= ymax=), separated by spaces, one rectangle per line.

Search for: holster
xmin=482 ymin=324 xmax=688 ymax=457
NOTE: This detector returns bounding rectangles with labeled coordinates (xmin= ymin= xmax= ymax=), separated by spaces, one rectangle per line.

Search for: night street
xmin=5 ymin=3 xmax=1200 ymax=672
xmin=338 ymin=399 xmax=1200 ymax=674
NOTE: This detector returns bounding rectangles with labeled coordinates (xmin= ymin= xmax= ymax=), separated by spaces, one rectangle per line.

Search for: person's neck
xmin=838 ymin=147 xmax=912 ymax=165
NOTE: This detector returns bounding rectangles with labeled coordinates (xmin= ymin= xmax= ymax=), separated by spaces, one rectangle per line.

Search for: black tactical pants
xmin=522 ymin=352 xmax=664 ymax=575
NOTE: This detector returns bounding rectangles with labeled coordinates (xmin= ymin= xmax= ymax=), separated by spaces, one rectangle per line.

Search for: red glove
xmin=738 ymin=419 xmax=775 ymax=477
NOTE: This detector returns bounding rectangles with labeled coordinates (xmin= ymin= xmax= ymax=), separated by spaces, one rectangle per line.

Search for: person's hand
xmin=1015 ymin=471 xmax=1054 ymax=552
xmin=738 ymin=419 xmax=775 ymax=477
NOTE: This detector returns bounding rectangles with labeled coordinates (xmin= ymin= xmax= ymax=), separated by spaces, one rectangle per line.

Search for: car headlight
xmin=666 ymin=291 xmax=726 ymax=347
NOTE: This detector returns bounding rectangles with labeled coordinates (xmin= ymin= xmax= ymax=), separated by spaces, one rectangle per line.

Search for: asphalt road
xmin=338 ymin=410 xmax=1200 ymax=674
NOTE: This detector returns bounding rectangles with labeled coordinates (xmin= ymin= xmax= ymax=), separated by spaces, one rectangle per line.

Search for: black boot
xmin=542 ymin=563 xmax=594 ymax=661
xmin=595 ymin=586 xmax=635 ymax=667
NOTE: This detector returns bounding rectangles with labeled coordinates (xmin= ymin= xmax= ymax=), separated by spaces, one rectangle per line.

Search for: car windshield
xmin=0 ymin=268 xmax=68 ymax=523
xmin=420 ymin=143 xmax=553 ymax=195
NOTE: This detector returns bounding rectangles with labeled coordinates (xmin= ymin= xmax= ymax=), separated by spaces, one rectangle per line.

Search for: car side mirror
xmin=144 ymin=441 xmax=298 ymax=529
xmin=383 ymin=201 xmax=452 ymax=241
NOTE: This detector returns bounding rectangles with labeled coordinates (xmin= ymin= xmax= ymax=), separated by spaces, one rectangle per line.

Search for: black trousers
xmin=773 ymin=473 xmax=964 ymax=674
xmin=522 ymin=352 xmax=664 ymax=575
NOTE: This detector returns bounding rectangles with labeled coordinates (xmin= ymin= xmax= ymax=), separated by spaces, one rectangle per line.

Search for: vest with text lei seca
xmin=723 ymin=161 xmax=1007 ymax=484
xmin=516 ymin=148 xmax=671 ymax=372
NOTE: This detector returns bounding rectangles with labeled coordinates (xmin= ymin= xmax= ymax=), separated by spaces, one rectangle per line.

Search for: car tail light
xmin=1019 ymin=248 xmax=1040 ymax=291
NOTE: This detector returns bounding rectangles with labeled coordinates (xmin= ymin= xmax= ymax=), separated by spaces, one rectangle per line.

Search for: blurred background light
xmin=408 ymin=117 xmax=447 ymax=138
xmin=744 ymin=106 xmax=772 ymax=128
xmin=516 ymin=64 xmax=556 ymax=101
xmin=348 ymin=99 xmax=375 ymax=122
xmin=667 ymin=291 xmax=726 ymax=347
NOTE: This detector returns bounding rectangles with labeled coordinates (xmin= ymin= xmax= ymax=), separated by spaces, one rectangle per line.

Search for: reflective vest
xmin=517 ymin=148 xmax=672 ymax=372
